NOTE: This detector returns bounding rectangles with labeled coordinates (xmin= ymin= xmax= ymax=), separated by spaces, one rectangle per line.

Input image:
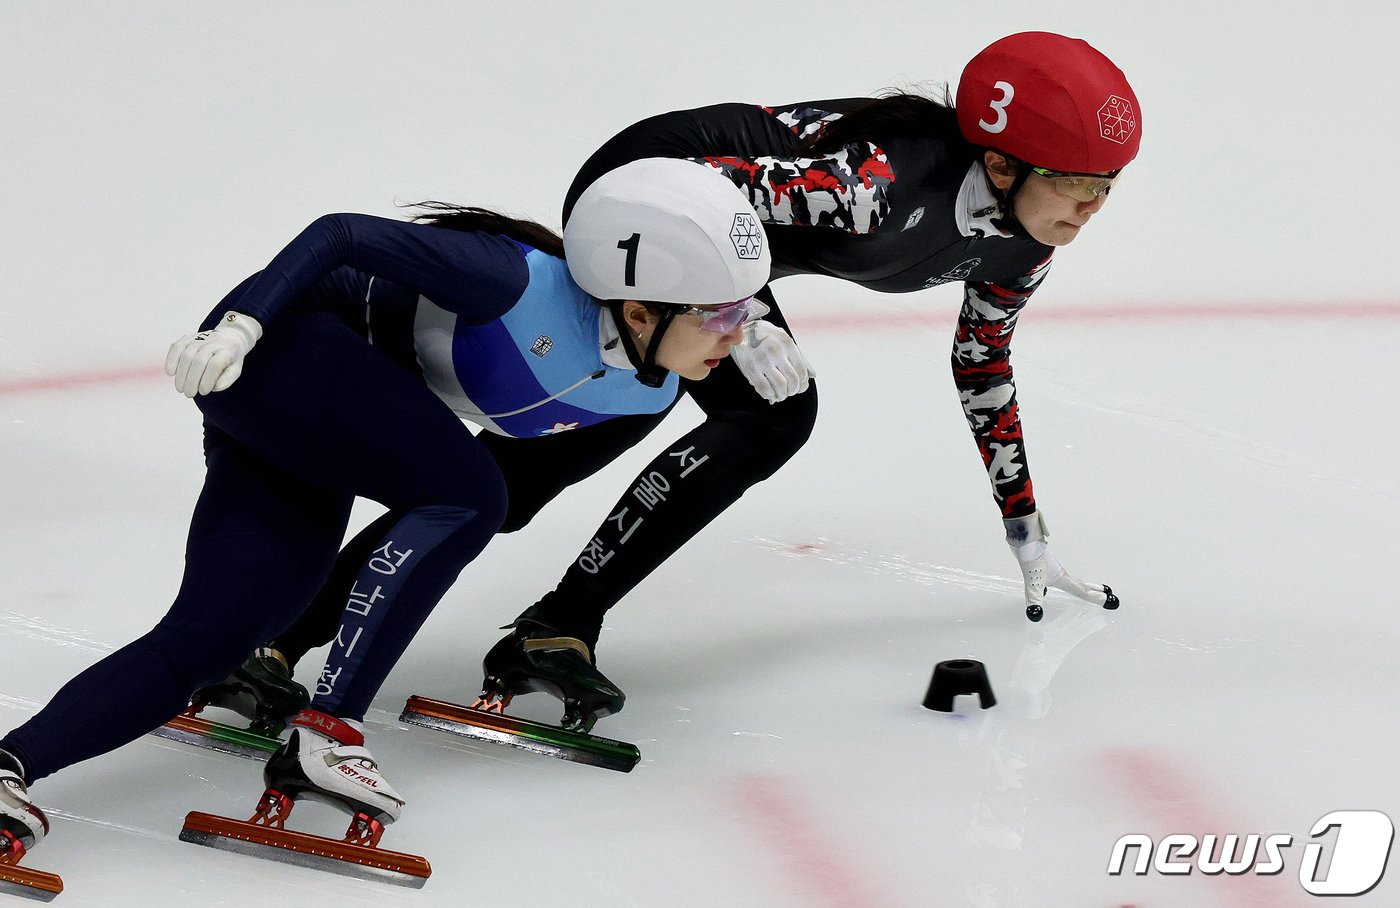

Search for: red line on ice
xmin=728 ymin=773 xmax=898 ymax=908
xmin=3 ymin=300 xmax=1397 ymax=396
xmin=0 ymin=365 xmax=164 ymax=396
xmin=793 ymin=299 xmax=1400 ymax=332
xmin=1104 ymin=746 xmax=1313 ymax=908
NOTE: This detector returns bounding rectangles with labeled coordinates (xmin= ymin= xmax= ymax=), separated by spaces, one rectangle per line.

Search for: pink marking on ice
xmin=1103 ymin=746 xmax=1313 ymax=908
xmin=0 ymin=365 xmax=163 ymax=396
xmin=4 ymin=300 xmax=1397 ymax=396
xmin=791 ymin=299 xmax=1400 ymax=334
xmin=728 ymin=773 xmax=900 ymax=908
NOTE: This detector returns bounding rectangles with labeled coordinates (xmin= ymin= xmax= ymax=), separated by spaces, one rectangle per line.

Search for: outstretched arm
xmin=951 ymin=255 xmax=1051 ymax=518
xmin=216 ymin=213 xmax=528 ymax=326
xmin=167 ymin=214 xmax=531 ymax=396
xmin=951 ymin=256 xmax=1118 ymax=620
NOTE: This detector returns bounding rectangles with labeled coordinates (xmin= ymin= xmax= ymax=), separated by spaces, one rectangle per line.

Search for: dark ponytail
xmin=796 ymin=87 xmax=967 ymax=156
xmin=404 ymin=202 xmax=564 ymax=258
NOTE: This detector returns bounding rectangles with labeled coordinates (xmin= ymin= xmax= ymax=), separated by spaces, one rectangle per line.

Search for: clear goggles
xmin=666 ymin=295 xmax=759 ymax=334
xmin=1030 ymin=165 xmax=1121 ymax=202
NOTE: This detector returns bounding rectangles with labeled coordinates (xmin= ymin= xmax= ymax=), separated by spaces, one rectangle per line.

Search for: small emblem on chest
xmin=530 ymin=335 xmax=553 ymax=357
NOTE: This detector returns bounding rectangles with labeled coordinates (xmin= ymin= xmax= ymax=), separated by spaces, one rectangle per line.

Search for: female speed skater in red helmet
xmin=209 ymin=31 xmax=1141 ymax=743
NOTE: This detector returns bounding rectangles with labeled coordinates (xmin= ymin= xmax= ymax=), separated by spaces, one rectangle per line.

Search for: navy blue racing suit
xmin=0 ymin=214 xmax=677 ymax=782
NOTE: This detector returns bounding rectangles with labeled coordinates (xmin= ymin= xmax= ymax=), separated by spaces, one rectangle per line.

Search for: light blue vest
xmin=411 ymin=249 xmax=679 ymax=437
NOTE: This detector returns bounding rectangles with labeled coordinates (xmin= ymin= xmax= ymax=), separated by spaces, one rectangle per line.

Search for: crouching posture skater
xmin=0 ymin=158 xmax=769 ymax=890
xmin=241 ymin=31 xmax=1140 ymax=756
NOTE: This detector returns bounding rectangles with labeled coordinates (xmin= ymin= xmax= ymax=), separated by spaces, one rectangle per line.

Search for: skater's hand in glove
xmin=1003 ymin=510 xmax=1119 ymax=621
xmin=731 ymin=320 xmax=814 ymax=404
xmin=165 ymin=311 xmax=263 ymax=398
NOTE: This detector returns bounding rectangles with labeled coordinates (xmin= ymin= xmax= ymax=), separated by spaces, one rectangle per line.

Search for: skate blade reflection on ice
xmin=0 ymin=832 xmax=62 ymax=902
xmin=180 ymin=791 xmax=429 ymax=889
xmin=400 ymin=694 xmax=640 ymax=773
xmin=149 ymin=707 xmax=283 ymax=761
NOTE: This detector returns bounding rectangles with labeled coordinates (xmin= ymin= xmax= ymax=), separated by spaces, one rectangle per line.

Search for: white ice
xmin=3 ymin=3 xmax=1398 ymax=906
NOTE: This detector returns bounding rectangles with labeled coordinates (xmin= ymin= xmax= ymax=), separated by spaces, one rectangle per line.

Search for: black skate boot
xmin=151 ymin=647 xmax=308 ymax=760
xmin=192 ymin=647 xmax=311 ymax=732
xmin=478 ymin=608 xmax=625 ymax=733
xmin=399 ymin=607 xmax=638 ymax=772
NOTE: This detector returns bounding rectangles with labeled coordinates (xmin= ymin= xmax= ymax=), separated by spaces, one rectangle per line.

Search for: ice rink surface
xmin=3 ymin=2 xmax=1398 ymax=906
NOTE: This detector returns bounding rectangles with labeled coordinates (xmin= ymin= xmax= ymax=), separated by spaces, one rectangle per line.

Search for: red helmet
xmin=956 ymin=32 xmax=1140 ymax=173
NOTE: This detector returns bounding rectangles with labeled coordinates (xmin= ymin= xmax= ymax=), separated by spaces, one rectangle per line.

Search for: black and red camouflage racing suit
xmin=269 ymin=99 xmax=1057 ymax=664
xmin=529 ymin=100 xmax=1056 ymax=639
xmin=693 ymin=101 xmax=1052 ymax=518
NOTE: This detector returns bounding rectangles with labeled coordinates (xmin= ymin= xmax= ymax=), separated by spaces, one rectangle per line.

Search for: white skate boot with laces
xmin=265 ymin=709 xmax=404 ymax=824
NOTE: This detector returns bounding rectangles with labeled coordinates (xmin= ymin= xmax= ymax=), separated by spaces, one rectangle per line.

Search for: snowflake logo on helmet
xmin=1097 ymin=95 xmax=1137 ymax=145
xmin=730 ymin=212 xmax=763 ymax=260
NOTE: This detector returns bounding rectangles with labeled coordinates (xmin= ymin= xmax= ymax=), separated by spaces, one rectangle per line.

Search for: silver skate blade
xmin=149 ymin=714 xmax=282 ymax=761
xmin=400 ymin=695 xmax=640 ymax=773
xmin=0 ymin=864 xmax=64 ymax=902
xmin=180 ymin=811 xmax=430 ymax=889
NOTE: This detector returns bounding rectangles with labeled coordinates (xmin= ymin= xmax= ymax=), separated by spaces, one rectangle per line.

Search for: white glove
xmin=165 ymin=311 xmax=264 ymax=398
xmin=1003 ymin=510 xmax=1119 ymax=621
xmin=730 ymin=320 xmax=814 ymax=404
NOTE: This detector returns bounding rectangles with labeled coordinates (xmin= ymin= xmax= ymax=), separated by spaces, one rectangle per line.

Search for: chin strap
xmin=607 ymin=300 xmax=676 ymax=388
xmin=989 ymin=159 xmax=1034 ymax=236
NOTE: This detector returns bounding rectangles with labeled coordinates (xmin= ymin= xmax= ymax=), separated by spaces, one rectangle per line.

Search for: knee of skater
xmin=436 ymin=474 xmax=509 ymax=534
xmin=411 ymin=462 xmax=509 ymax=531
xmin=476 ymin=466 xmax=509 ymax=533
xmin=735 ymin=386 xmax=818 ymax=467
xmin=497 ymin=498 xmax=537 ymax=535
xmin=480 ymin=480 xmax=509 ymax=534
xmin=777 ymin=382 xmax=819 ymax=449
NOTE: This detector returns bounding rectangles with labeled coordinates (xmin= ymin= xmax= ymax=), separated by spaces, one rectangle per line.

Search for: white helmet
xmin=564 ymin=158 xmax=770 ymax=304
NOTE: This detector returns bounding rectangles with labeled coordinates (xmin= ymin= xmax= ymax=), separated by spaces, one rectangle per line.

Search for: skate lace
xmin=322 ymin=744 xmax=379 ymax=770
xmin=522 ymin=635 xmax=592 ymax=661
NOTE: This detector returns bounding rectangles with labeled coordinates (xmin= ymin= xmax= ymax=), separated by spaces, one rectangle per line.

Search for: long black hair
xmin=796 ymin=86 xmax=967 ymax=156
xmin=404 ymin=202 xmax=564 ymax=258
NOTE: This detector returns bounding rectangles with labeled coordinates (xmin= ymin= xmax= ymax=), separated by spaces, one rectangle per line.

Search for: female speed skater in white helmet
xmin=0 ymin=158 xmax=770 ymax=890
xmin=241 ymin=32 xmax=1141 ymax=747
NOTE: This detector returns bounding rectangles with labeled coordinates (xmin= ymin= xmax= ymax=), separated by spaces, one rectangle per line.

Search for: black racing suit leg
xmin=526 ymin=289 xmax=817 ymax=651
